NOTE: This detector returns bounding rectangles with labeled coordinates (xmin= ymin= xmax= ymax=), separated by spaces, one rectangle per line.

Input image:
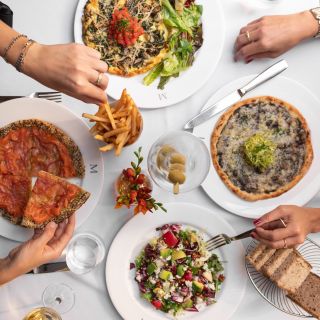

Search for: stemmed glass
xmin=41 ymin=232 xmax=106 ymax=314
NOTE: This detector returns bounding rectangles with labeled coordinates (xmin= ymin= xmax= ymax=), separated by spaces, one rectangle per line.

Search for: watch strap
xmin=310 ymin=7 xmax=320 ymax=38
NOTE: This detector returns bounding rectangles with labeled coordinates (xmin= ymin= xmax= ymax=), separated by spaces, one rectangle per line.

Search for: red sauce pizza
xmin=22 ymin=171 xmax=90 ymax=228
xmin=0 ymin=119 xmax=89 ymax=228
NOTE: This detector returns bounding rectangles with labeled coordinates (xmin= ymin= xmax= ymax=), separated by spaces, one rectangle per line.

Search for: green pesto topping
xmin=243 ymin=133 xmax=276 ymax=171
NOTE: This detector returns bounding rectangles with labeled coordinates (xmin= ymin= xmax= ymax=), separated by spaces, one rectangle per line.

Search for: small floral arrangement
xmin=115 ymin=147 xmax=166 ymax=215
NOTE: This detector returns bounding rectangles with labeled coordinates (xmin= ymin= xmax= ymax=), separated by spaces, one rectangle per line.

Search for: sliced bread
xmin=246 ymin=243 xmax=276 ymax=271
xmin=288 ymin=273 xmax=320 ymax=319
xmin=261 ymin=248 xmax=293 ymax=278
xmin=272 ymin=250 xmax=311 ymax=295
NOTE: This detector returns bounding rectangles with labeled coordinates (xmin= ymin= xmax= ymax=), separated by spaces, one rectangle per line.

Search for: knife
xmin=184 ymin=59 xmax=288 ymax=130
xmin=27 ymin=261 xmax=69 ymax=274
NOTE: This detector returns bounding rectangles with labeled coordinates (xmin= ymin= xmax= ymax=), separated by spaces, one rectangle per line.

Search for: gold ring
xmin=283 ymin=238 xmax=288 ymax=248
xmin=95 ymin=72 xmax=103 ymax=86
xmin=279 ymin=218 xmax=287 ymax=228
xmin=246 ymin=30 xmax=252 ymax=44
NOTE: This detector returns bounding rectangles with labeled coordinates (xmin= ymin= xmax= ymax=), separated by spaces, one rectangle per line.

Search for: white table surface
xmin=1 ymin=0 xmax=320 ymax=319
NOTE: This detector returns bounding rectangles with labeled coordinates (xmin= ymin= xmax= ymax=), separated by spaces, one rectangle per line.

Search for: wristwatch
xmin=310 ymin=7 xmax=320 ymax=38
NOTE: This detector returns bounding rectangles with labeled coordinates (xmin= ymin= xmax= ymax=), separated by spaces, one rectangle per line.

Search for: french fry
xmin=82 ymin=89 xmax=142 ymax=156
xmin=99 ymin=144 xmax=114 ymax=152
xmin=82 ymin=113 xmax=108 ymax=123
xmin=103 ymin=102 xmax=116 ymax=129
xmin=103 ymin=127 xmax=129 ymax=139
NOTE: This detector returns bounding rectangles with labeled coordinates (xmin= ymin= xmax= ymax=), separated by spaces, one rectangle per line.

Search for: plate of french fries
xmin=83 ymin=89 xmax=143 ymax=156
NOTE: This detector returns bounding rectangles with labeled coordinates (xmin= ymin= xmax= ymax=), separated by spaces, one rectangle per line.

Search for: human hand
xmin=23 ymin=43 xmax=109 ymax=104
xmin=234 ymin=11 xmax=318 ymax=63
xmin=252 ymin=205 xmax=320 ymax=249
xmin=0 ymin=215 xmax=75 ymax=284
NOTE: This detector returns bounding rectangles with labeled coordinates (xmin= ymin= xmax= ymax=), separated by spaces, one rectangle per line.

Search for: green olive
xmin=156 ymin=152 xmax=165 ymax=169
xmin=168 ymin=169 xmax=186 ymax=184
xmin=159 ymin=145 xmax=176 ymax=156
xmin=169 ymin=163 xmax=185 ymax=171
xmin=170 ymin=153 xmax=186 ymax=165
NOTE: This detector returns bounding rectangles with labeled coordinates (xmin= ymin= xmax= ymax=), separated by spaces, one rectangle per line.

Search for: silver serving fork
xmin=206 ymin=228 xmax=255 ymax=252
xmin=0 ymin=91 xmax=62 ymax=103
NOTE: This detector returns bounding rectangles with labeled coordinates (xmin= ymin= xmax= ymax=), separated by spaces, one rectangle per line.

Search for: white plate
xmin=74 ymin=0 xmax=225 ymax=109
xmin=0 ymin=98 xmax=104 ymax=242
xmin=194 ymin=75 xmax=320 ymax=219
xmin=106 ymin=202 xmax=247 ymax=320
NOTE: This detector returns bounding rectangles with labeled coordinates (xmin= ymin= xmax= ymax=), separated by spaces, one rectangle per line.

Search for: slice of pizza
xmin=21 ymin=171 xmax=90 ymax=228
xmin=0 ymin=174 xmax=32 ymax=224
xmin=0 ymin=119 xmax=85 ymax=178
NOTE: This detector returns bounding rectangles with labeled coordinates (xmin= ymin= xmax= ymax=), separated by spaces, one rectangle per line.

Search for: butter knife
xmin=184 ymin=59 xmax=288 ymax=130
xmin=27 ymin=261 xmax=69 ymax=274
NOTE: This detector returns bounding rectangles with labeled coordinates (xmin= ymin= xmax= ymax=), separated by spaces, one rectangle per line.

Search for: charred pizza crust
xmin=211 ymin=96 xmax=313 ymax=201
xmin=0 ymin=119 xmax=85 ymax=178
xmin=82 ymin=0 xmax=168 ymax=76
xmin=21 ymin=171 xmax=90 ymax=228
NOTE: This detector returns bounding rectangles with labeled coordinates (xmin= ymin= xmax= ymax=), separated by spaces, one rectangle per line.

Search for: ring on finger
xmin=283 ymin=238 xmax=288 ymax=249
xmin=95 ymin=72 xmax=103 ymax=86
xmin=245 ymin=30 xmax=252 ymax=44
xmin=279 ymin=218 xmax=287 ymax=228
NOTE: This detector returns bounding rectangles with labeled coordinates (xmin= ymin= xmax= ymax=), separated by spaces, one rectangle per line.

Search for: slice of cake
xmin=21 ymin=171 xmax=90 ymax=228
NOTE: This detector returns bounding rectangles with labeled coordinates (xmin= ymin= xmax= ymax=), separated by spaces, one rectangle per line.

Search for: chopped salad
xmin=131 ymin=224 xmax=225 ymax=316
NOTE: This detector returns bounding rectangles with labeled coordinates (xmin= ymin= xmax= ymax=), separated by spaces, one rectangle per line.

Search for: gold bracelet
xmin=2 ymin=34 xmax=27 ymax=62
xmin=14 ymin=39 xmax=36 ymax=72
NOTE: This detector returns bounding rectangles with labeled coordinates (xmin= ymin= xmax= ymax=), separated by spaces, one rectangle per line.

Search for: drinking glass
xmin=66 ymin=232 xmax=106 ymax=275
xmin=23 ymin=307 xmax=62 ymax=320
xmin=41 ymin=233 xmax=106 ymax=314
xmin=147 ymin=131 xmax=210 ymax=193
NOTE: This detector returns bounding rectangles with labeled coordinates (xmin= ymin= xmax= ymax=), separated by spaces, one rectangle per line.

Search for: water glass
xmin=66 ymin=232 xmax=106 ymax=275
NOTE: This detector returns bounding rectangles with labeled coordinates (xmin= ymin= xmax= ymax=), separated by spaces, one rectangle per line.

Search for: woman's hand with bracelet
xmin=22 ymin=43 xmax=109 ymax=104
xmin=234 ymin=11 xmax=319 ymax=63
xmin=252 ymin=205 xmax=320 ymax=249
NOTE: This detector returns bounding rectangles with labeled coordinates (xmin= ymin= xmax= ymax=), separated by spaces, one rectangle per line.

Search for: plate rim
xmin=194 ymin=75 xmax=320 ymax=219
xmin=73 ymin=0 xmax=226 ymax=109
xmin=0 ymin=97 xmax=104 ymax=242
xmin=105 ymin=202 xmax=247 ymax=320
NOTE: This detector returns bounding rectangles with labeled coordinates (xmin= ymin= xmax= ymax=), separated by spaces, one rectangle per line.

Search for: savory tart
xmin=0 ymin=174 xmax=31 ymax=225
xmin=22 ymin=171 xmax=90 ymax=228
xmin=0 ymin=119 xmax=84 ymax=178
xmin=211 ymin=96 xmax=313 ymax=201
xmin=82 ymin=0 xmax=168 ymax=76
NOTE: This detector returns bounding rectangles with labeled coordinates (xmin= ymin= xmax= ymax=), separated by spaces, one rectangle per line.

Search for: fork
xmin=0 ymin=91 xmax=62 ymax=103
xmin=206 ymin=228 xmax=255 ymax=252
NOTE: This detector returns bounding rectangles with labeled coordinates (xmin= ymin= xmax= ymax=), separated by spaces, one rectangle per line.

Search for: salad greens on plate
xmin=131 ymin=224 xmax=225 ymax=316
xmin=143 ymin=0 xmax=204 ymax=89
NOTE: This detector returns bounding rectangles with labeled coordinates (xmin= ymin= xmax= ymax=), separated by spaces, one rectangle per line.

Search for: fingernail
xmin=253 ymin=219 xmax=262 ymax=226
xmin=245 ymin=59 xmax=253 ymax=64
xmin=48 ymin=221 xmax=57 ymax=228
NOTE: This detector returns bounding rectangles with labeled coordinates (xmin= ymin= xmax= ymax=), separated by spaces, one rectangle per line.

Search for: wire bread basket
xmin=245 ymin=237 xmax=320 ymax=318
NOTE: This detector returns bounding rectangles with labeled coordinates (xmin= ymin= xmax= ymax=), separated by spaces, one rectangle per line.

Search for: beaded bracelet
xmin=14 ymin=39 xmax=36 ymax=72
xmin=2 ymin=34 xmax=27 ymax=62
